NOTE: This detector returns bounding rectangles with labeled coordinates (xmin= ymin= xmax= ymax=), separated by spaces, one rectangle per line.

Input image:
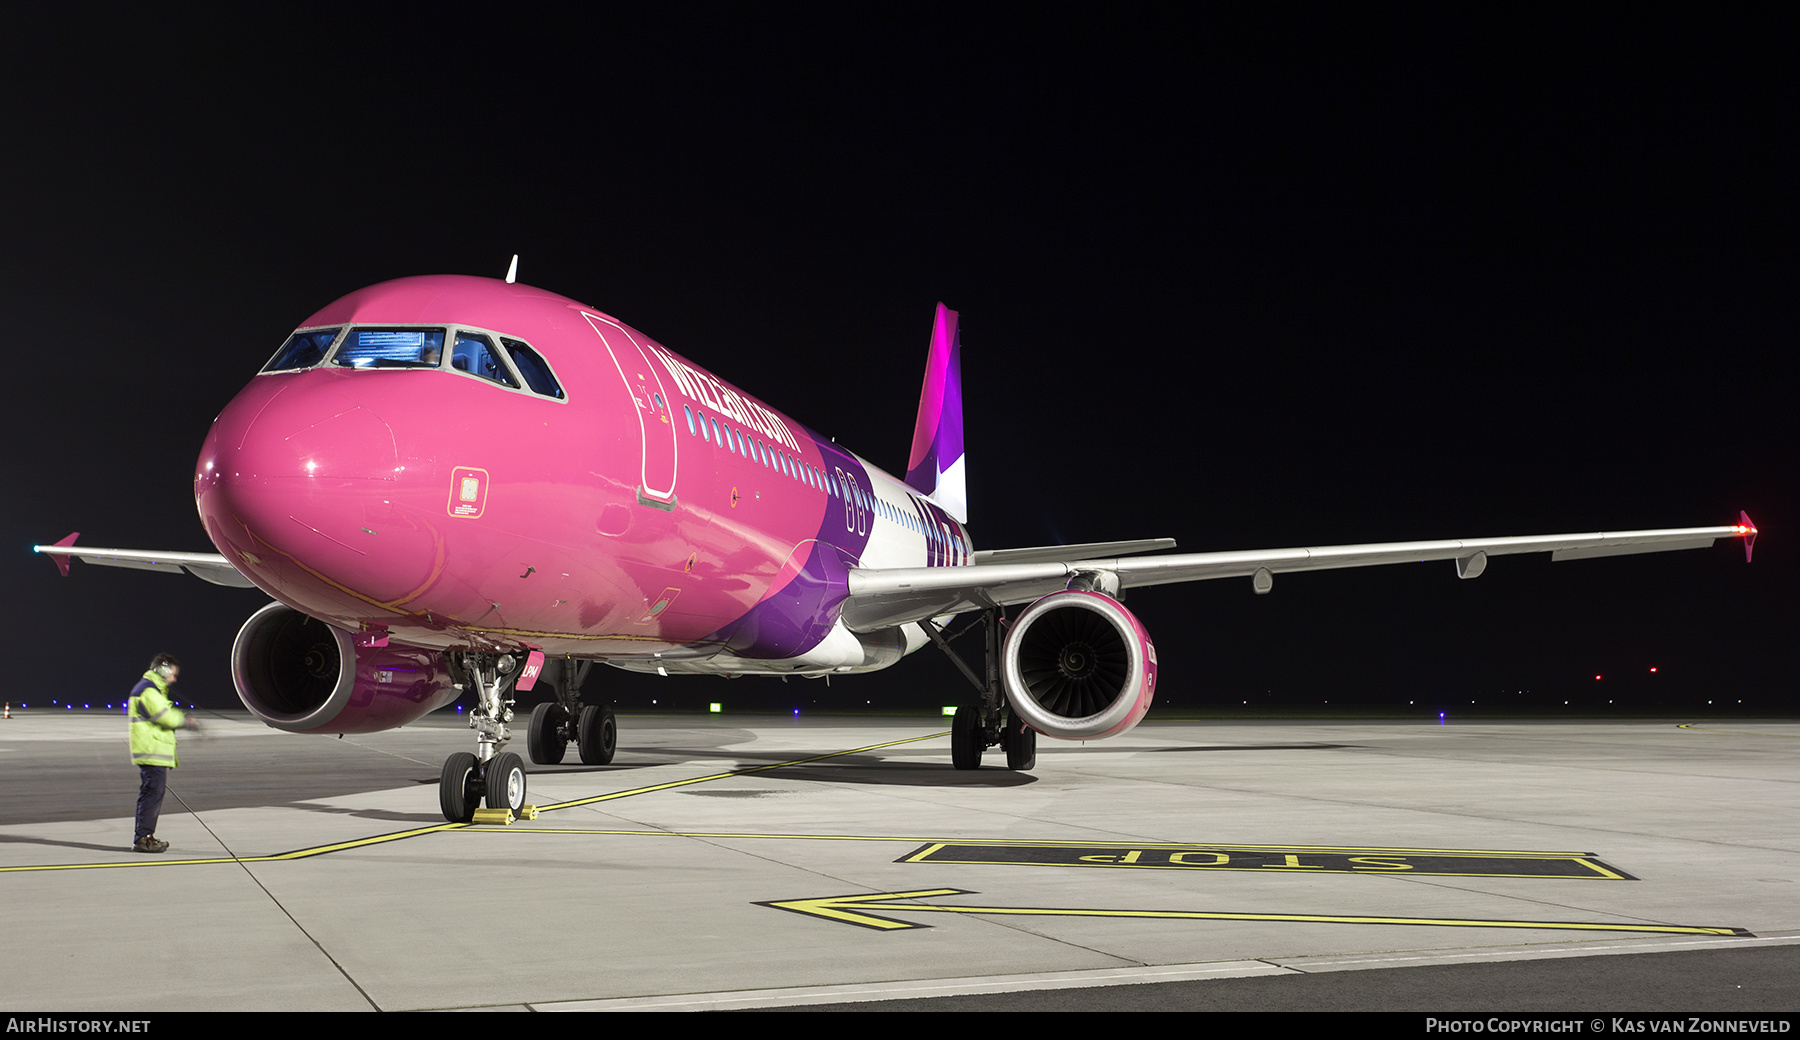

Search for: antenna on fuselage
xmin=504 ymin=254 xmax=519 ymax=284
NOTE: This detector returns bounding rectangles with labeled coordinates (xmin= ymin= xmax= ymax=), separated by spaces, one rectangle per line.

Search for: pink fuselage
xmin=194 ymin=276 xmax=969 ymax=668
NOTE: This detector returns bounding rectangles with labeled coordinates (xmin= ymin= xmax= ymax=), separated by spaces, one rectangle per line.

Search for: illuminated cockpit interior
xmin=336 ymin=328 xmax=445 ymax=369
xmin=260 ymin=325 xmax=565 ymax=400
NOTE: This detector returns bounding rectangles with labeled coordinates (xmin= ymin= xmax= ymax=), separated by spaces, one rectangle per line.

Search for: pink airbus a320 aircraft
xmin=37 ymin=272 xmax=1757 ymax=822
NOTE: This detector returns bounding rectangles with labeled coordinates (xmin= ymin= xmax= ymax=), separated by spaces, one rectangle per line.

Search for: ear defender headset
xmin=150 ymin=654 xmax=179 ymax=681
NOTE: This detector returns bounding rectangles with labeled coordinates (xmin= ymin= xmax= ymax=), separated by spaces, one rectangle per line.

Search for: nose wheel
xmin=440 ymin=752 xmax=479 ymax=822
xmin=438 ymin=750 xmax=528 ymax=822
xmin=485 ymin=752 xmax=526 ymax=814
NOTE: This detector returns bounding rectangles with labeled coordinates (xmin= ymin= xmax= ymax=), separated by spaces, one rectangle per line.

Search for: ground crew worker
xmin=128 ymin=653 xmax=197 ymax=853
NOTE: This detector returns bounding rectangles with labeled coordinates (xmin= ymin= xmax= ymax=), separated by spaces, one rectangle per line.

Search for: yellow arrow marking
xmin=758 ymin=888 xmax=1753 ymax=937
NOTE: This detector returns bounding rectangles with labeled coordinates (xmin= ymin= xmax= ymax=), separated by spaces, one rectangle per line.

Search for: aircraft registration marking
xmin=897 ymin=842 xmax=1636 ymax=880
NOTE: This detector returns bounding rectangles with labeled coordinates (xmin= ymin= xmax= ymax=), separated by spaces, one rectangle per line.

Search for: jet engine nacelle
xmin=1001 ymin=590 xmax=1158 ymax=740
xmin=231 ymin=602 xmax=458 ymax=733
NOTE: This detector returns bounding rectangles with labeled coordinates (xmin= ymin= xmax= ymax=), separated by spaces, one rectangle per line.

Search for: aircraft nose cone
xmin=201 ymin=379 xmax=400 ymax=486
xmin=196 ymin=375 xmax=415 ymax=606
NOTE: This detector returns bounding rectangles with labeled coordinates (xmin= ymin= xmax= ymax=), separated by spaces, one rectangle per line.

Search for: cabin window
xmin=684 ymin=405 xmax=696 ymax=435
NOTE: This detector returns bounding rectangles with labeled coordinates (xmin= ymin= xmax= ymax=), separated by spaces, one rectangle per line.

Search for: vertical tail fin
xmin=904 ymin=303 xmax=967 ymax=523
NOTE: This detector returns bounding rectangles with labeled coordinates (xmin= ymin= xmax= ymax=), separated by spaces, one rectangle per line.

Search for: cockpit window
xmin=333 ymin=328 xmax=446 ymax=369
xmin=450 ymin=331 xmax=519 ymax=388
xmin=262 ymin=327 xmax=341 ymax=372
xmin=501 ymin=338 xmax=564 ymax=399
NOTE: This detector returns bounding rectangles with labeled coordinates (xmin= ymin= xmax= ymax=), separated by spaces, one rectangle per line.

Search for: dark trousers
xmin=135 ymin=765 xmax=167 ymax=841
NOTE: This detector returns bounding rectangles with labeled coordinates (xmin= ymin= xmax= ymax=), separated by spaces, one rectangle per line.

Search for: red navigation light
xmin=1594 ymin=674 xmax=1602 ymax=681
xmin=1737 ymin=510 xmax=1757 ymax=563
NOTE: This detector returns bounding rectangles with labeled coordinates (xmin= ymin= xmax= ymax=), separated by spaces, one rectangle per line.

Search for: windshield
xmin=332 ymin=328 xmax=446 ymax=369
xmin=262 ymin=327 xmax=342 ymax=372
xmin=450 ymin=331 xmax=518 ymax=388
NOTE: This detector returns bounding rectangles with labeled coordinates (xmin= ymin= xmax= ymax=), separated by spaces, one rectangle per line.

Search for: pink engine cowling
xmin=230 ymin=602 xmax=459 ymax=733
xmin=1000 ymin=590 xmax=1158 ymax=740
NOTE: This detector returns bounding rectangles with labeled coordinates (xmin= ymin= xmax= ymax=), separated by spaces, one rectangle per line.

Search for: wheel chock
xmin=517 ymin=804 xmax=540 ymax=820
xmin=470 ymin=808 xmax=515 ymax=825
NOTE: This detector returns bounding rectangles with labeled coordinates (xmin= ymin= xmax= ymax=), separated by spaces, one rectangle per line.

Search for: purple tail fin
xmin=905 ymin=304 xmax=967 ymax=523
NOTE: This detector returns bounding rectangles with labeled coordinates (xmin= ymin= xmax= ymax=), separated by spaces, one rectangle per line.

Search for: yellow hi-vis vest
xmin=128 ymin=671 xmax=185 ymax=768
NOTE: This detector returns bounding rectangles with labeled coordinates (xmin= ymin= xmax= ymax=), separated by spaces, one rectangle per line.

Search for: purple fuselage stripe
xmin=707 ymin=434 xmax=874 ymax=659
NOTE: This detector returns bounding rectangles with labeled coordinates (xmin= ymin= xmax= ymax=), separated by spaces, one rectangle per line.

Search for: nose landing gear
xmin=439 ymin=651 xmax=531 ymax=823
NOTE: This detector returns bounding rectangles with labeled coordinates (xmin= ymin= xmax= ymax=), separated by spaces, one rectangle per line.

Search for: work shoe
xmin=131 ymin=836 xmax=169 ymax=854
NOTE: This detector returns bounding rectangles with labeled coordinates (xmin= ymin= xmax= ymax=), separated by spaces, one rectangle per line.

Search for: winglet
xmin=904 ymin=303 xmax=967 ymax=523
xmin=37 ymin=531 xmax=79 ymax=577
xmin=1737 ymin=510 xmax=1757 ymax=563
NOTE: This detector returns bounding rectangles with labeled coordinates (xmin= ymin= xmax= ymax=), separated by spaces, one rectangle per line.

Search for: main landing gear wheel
xmin=485 ymin=751 xmax=527 ymax=815
xmin=951 ymin=701 xmax=983 ymax=770
xmin=440 ymin=752 xmax=479 ymax=822
xmin=578 ymin=704 xmax=617 ymax=765
xmin=528 ymin=703 xmax=569 ymax=764
xmin=1004 ymin=717 xmax=1037 ymax=771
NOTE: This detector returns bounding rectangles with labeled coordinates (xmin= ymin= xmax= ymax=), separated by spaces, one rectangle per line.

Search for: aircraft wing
xmin=839 ymin=518 xmax=1755 ymax=631
xmin=32 ymin=534 xmax=258 ymax=589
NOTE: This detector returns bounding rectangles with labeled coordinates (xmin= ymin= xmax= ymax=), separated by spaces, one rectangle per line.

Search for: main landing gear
xmin=922 ymin=608 xmax=1036 ymax=773
xmin=439 ymin=651 xmax=534 ymax=823
xmin=524 ymin=659 xmax=616 ymax=767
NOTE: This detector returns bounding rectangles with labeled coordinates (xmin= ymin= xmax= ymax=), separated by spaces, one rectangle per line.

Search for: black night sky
xmin=3 ymin=9 xmax=1792 ymax=718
